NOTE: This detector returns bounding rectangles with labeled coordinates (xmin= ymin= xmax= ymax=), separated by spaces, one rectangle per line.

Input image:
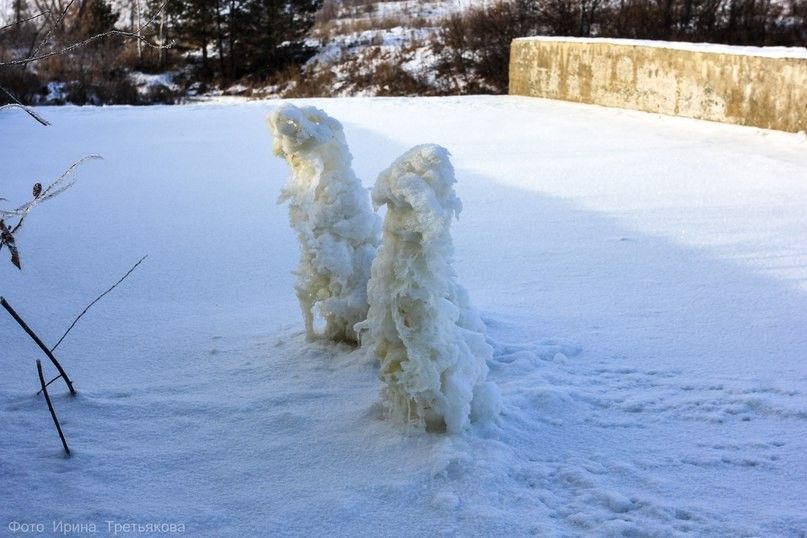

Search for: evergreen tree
xmin=166 ymin=0 xmax=218 ymax=78
xmin=238 ymin=0 xmax=321 ymax=76
xmin=76 ymin=0 xmax=119 ymax=38
xmin=166 ymin=0 xmax=320 ymax=81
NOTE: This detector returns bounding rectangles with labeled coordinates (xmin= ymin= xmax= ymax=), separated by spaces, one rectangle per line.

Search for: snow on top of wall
xmin=514 ymin=36 xmax=807 ymax=59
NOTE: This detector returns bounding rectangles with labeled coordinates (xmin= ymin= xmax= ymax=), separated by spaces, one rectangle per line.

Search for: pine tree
xmin=166 ymin=0 xmax=321 ymax=81
xmin=238 ymin=0 xmax=321 ymax=76
xmin=76 ymin=0 xmax=119 ymax=38
xmin=165 ymin=0 xmax=218 ymax=78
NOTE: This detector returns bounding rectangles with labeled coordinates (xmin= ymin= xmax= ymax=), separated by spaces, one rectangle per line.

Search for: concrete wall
xmin=509 ymin=37 xmax=807 ymax=133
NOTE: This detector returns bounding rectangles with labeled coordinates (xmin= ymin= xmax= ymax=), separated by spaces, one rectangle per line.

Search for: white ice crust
xmin=268 ymin=104 xmax=380 ymax=343
xmin=357 ymin=144 xmax=501 ymax=432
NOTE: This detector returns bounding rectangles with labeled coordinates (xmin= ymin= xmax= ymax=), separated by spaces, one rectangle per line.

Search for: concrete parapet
xmin=509 ymin=37 xmax=807 ymax=132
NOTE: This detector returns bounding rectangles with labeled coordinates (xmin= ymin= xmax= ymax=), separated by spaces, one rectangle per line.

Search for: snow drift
xmin=357 ymin=144 xmax=500 ymax=433
xmin=268 ymin=104 xmax=380 ymax=343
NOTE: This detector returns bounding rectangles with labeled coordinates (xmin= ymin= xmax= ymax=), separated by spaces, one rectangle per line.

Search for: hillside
xmin=278 ymin=0 xmax=463 ymax=97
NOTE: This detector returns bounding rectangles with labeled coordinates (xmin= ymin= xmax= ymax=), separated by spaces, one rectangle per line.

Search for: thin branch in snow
xmin=37 ymin=359 xmax=71 ymax=455
xmin=31 ymin=255 xmax=148 ymax=396
xmin=37 ymin=373 xmax=64 ymax=395
xmin=51 ymin=255 xmax=149 ymax=352
xmin=1 ymin=296 xmax=77 ymax=395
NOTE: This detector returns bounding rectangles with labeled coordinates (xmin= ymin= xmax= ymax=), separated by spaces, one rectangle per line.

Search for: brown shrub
xmin=431 ymin=0 xmax=541 ymax=94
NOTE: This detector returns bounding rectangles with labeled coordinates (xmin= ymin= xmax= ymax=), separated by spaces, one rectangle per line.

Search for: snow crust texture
xmin=268 ymin=104 xmax=380 ymax=343
xmin=357 ymin=144 xmax=500 ymax=433
xmin=2 ymin=98 xmax=807 ymax=536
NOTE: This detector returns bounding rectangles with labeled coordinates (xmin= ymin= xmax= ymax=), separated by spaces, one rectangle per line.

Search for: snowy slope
xmin=287 ymin=0 xmax=465 ymax=96
xmin=1 ymin=96 xmax=806 ymax=536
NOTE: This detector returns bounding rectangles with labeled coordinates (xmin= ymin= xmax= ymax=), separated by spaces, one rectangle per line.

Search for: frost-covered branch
xmin=0 ymin=155 xmax=101 ymax=269
xmin=0 ymin=0 xmax=171 ymax=68
xmin=0 ymin=29 xmax=172 ymax=67
xmin=2 ymin=155 xmax=102 ymax=217
xmin=26 ymin=0 xmax=77 ymax=63
xmin=0 ymin=103 xmax=51 ymax=126
xmin=0 ymin=85 xmax=51 ymax=125
xmin=0 ymin=10 xmax=51 ymax=33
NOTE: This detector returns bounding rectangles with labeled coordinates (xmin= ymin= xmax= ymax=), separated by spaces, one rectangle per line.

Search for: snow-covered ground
xmin=289 ymin=0 xmax=462 ymax=96
xmin=1 ymin=96 xmax=806 ymax=536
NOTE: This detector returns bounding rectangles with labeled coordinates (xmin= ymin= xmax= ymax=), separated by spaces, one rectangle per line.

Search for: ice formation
xmin=356 ymin=144 xmax=501 ymax=433
xmin=268 ymin=104 xmax=380 ymax=343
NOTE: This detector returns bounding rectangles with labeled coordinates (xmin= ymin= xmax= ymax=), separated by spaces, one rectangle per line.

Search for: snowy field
xmin=2 ymin=96 xmax=806 ymax=536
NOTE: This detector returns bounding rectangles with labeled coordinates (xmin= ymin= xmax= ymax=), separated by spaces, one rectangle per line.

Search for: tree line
xmin=0 ymin=0 xmax=322 ymax=104
xmin=433 ymin=0 xmax=806 ymax=93
xmin=1 ymin=0 xmax=804 ymax=104
xmin=160 ymin=0 xmax=321 ymax=80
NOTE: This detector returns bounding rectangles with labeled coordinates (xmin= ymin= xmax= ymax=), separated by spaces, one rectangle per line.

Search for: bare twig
xmin=2 ymin=1 xmax=173 ymax=68
xmin=37 ymin=359 xmax=70 ymax=455
xmin=2 ymin=29 xmax=173 ymax=67
xmin=15 ymin=155 xmax=101 ymax=210
xmin=51 ymin=255 xmax=149 ymax=352
xmin=0 ymin=155 xmax=102 ymax=262
xmin=31 ymin=256 xmax=148 ymax=396
xmin=1 ymin=296 xmax=77 ymax=395
xmin=37 ymin=373 xmax=63 ymax=395
xmin=28 ymin=0 xmax=77 ymax=63
xmin=0 ymin=10 xmax=51 ymax=33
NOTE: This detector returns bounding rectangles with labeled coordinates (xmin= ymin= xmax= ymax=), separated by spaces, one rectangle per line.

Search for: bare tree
xmin=1 ymin=2 xmax=169 ymax=265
